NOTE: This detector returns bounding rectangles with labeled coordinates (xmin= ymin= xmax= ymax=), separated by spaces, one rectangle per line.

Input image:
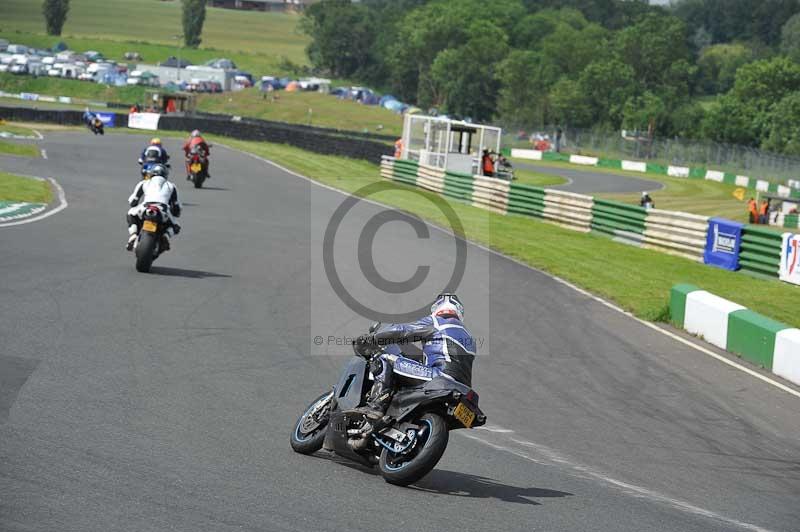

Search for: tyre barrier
xmin=381 ymin=157 xmax=789 ymax=282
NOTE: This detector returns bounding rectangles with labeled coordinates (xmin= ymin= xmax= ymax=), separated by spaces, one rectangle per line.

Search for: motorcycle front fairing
xmin=322 ymin=356 xmax=373 ymax=461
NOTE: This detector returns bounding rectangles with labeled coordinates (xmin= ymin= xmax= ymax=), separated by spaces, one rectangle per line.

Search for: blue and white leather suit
xmin=372 ymin=314 xmax=477 ymax=388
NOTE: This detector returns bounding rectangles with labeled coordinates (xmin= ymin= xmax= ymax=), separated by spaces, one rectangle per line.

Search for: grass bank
xmin=196 ymin=89 xmax=403 ymax=136
xmin=0 ymin=0 xmax=309 ymax=72
xmin=0 ymin=172 xmax=51 ymax=203
xmin=0 ymin=140 xmax=39 ymax=157
xmin=0 ymin=121 xmax=37 ymax=136
xmin=204 ymin=135 xmax=798 ymax=328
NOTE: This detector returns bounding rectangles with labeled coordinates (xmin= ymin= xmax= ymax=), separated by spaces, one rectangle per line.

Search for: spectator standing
xmin=747 ymin=197 xmax=758 ymax=223
xmin=758 ymin=199 xmax=769 ymax=224
xmin=482 ymin=149 xmax=495 ymax=177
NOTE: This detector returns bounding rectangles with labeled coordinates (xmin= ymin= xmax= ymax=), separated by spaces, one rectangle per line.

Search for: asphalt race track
xmin=514 ymin=160 xmax=664 ymax=194
xmin=1 ymin=132 xmax=798 ymax=532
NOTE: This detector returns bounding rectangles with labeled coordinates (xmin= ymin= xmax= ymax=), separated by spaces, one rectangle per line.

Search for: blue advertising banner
xmin=95 ymin=112 xmax=115 ymax=127
xmin=703 ymin=217 xmax=744 ymax=270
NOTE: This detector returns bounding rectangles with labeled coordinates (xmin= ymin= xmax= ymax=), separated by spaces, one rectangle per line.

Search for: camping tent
xmin=285 ymin=81 xmax=300 ymax=91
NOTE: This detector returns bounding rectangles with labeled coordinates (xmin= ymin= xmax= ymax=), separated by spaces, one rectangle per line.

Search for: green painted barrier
xmin=739 ymin=225 xmax=782 ymax=277
xmin=726 ymin=310 xmax=786 ymax=369
xmin=591 ymin=198 xmax=647 ymax=242
xmin=722 ymin=173 xmax=737 ymax=185
xmin=785 ymin=214 xmax=799 ymax=228
xmin=597 ymin=158 xmax=622 ymax=169
xmin=669 ymin=284 xmax=699 ymax=328
xmin=687 ymin=167 xmax=705 ymax=178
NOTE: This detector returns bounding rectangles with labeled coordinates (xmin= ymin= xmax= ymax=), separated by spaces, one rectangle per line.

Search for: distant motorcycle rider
xmin=82 ymin=107 xmax=95 ymax=125
xmin=138 ymin=138 xmax=170 ymax=167
xmin=354 ymin=293 xmax=476 ymax=425
xmin=182 ymin=129 xmax=211 ymax=180
xmin=125 ymin=163 xmax=182 ymax=251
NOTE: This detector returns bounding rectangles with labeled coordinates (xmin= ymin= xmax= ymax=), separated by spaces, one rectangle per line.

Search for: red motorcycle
xmin=187 ymin=146 xmax=210 ymax=189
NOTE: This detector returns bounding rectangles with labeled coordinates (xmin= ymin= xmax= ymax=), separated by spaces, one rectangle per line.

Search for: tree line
xmin=302 ymin=0 xmax=800 ymax=155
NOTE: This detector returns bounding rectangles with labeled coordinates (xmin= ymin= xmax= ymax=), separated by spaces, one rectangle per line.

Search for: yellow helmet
xmin=150 ymin=138 xmax=161 ymax=145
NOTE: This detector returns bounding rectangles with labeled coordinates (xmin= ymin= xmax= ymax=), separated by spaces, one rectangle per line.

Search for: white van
xmin=7 ymin=44 xmax=28 ymax=54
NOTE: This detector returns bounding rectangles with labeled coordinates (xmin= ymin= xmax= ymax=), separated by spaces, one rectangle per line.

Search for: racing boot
xmin=354 ymin=380 xmax=392 ymax=432
xmin=126 ymin=224 xmax=138 ymax=251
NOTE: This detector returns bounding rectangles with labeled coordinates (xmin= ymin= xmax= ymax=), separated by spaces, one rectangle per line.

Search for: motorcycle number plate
xmin=142 ymin=220 xmax=158 ymax=233
xmin=190 ymin=163 xmax=202 ymax=173
xmin=453 ymin=402 xmax=475 ymax=428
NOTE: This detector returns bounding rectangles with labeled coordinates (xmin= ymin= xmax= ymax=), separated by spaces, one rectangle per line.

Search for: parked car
xmin=0 ymin=39 xmax=9 ymax=52
xmin=7 ymin=44 xmax=28 ymax=54
xmin=9 ymin=63 xmax=28 ymax=75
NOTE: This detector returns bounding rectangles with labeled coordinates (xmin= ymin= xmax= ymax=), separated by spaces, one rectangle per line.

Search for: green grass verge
xmin=0 ymin=78 xmax=402 ymax=138
xmin=0 ymin=121 xmax=37 ymax=136
xmin=0 ymin=139 xmax=39 ymax=157
xmin=0 ymin=0 xmax=309 ymax=72
xmin=512 ymin=167 xmax=568 ymax=187
xmin=511 ymin=158 xmax=752 ymax=222
xmin=201 ymin=135 xmax=799 ymax=328
xmin=0 ymin=172 xmax=51 ymax=203
xmin=197 ymin=89 xmax=402 ymax=136
xmin=0 ymin=72 xmax=148 ymax=103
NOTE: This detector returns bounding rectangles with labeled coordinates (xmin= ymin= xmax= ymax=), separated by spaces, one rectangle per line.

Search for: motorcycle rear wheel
xmin=378 ymin=412 xmax=448 ymax=486
xmin=135 ymin=232 xmax=157 ymax=272
xmin=290 ymin=390 xmax=333 ymax=454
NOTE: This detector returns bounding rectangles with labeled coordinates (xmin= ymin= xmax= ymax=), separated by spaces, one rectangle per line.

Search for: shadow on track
xmin=197 ymin=186 xmax=229 ymax=191
xmin=310 ymin=453 xmax=571 ymax=505
xmin=149 ymin=266 xmax=231 ymax=279
xmin=411 ymin=469 xmax=573 ymax=505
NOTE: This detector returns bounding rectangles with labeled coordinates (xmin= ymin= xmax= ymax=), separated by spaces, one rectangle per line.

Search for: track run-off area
xmin=0 ymin=131 xmax=798 ymax=532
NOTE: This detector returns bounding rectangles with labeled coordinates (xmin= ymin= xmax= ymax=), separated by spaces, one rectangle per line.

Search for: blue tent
xmin=379 ymin=94 xmax=398 ymax=106
xmin=384 ymin=100 xmax=406 ymax=113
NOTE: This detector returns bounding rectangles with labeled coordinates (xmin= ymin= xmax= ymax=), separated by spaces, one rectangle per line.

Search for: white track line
xmin=0 ymin=177 xmax=67 ymax=227
xmin=40 ymin=148 xmax=47 ymax=159
xmin=33 ymin=129 xmax=43 ymax=140
xmin=217 ymin=142 xmax=800 ymax=400
xmin=459 ymin=430 xmax=775 ymax=532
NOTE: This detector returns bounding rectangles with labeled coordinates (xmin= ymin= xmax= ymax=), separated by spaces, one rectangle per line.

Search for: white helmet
xmin=431 ymin=293 xmax=464 ymax=321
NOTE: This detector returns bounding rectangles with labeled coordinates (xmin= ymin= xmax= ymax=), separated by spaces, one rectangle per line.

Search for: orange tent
xmin=285 ymin=81 xmax=300 ymax=92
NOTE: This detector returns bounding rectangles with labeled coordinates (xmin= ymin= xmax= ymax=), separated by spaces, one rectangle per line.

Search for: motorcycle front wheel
xmin=290 ymin=390 xmax=333 ymax=454
xmin=378 ymin=412 xmax=448 ymax=486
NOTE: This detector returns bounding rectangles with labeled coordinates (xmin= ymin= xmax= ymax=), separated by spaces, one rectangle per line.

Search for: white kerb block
xmin=622 ymin=160 xmax=647 ymax=172
xmin=684 ymin=291 xmax=745 ymax=349
xmin=570 ymin=155 xmax=598 ymax=166
xmin=510 ymin=149 xmax=543 ymax=160
xmin=735 ymin=176 xmax=750 ymax=187
xmin=756 ymin=180 xmax=769 ymax=192
xmin=773 ymin=329 xmax=800 ymax=386
xmin=668 ymin=166 xmax=690 ymax=178
xmin=705 ymin=170 xmax=724 ymax=182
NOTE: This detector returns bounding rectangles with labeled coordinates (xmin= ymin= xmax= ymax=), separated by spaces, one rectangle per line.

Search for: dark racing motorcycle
xmin=187 ymin=145 xmax=210 ymax=189
xmin=290 ymin=323 xmax=486 ymax=486
xmin=133 ymin=203 xmax=170 ymax=272
xmin=88 ymin=117 xmax=104 ymax=135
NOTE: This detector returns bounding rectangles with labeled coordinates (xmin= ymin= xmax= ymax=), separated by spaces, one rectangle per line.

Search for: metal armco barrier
xmin=0 ymin=106 xmax=393 ymax=162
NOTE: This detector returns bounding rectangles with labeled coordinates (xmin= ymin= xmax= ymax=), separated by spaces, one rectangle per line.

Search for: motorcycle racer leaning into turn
xmin=354 ymin=293 xmax=476 ymax=431
xmin=125 ymin=163 xmax=182 ymax=251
